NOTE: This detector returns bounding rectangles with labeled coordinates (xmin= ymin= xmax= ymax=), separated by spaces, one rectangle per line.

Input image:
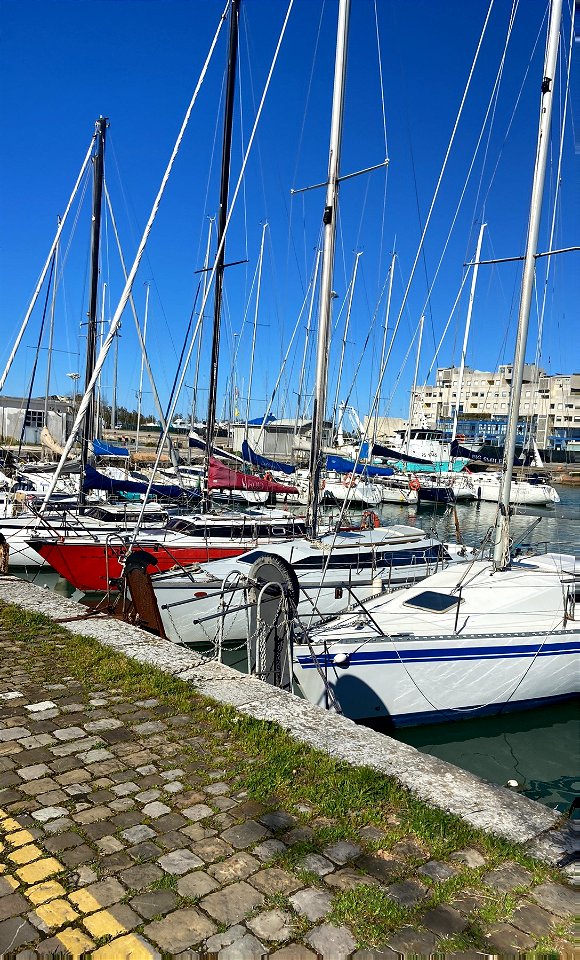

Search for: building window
xmin=24 ymin=410 xmax=45 ymax=428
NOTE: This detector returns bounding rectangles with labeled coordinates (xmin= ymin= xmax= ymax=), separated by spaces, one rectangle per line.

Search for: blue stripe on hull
xmin=296 ymin=638 xmax=580 ymax=670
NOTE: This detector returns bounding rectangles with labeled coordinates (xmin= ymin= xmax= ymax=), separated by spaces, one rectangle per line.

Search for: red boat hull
xmin=31 ymin=541 xmax=249 ymax=592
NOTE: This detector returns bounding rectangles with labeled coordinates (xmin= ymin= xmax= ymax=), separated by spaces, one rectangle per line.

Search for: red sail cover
xmin=208 ymin=458 xmax=298 ymax=494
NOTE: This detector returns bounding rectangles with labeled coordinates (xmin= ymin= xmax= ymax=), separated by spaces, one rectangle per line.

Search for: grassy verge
xmin=0 ymin=602 xmax=567 ymax=950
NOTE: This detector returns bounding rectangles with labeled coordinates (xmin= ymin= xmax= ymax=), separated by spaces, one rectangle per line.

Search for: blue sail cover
xmin=241 ymin=440 xmax=295 ymax=475
xmin=326 ymin=455 xmax=393 ymax=478
xmin=450 ymin=439 xmax=530 ymax=467
xmin=248 ymin=413 xmax=276 ymax=426
xmin=91 ymin=438 xmax=129 ymax=458
xmin=83 ymin=464 xmax=199 ymax=500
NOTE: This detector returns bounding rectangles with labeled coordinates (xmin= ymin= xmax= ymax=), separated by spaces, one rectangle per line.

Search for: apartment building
xmin=413 ymin=364 xmax=580 ymax=448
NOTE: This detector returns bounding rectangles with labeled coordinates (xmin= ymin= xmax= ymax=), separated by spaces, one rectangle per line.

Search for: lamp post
xmin=66 ymin=372 xmax=80 ymax=407
xmin=66 ymin=372 xmax=80 ymax=442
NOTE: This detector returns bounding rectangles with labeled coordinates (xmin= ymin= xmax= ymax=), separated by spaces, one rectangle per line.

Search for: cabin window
xmin=403 ymin=591 xmax=460 ymax=613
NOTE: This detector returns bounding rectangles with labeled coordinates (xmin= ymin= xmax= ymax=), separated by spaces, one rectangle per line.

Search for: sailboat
xmin=143 ymin=0 xmax=476 ymax=646
xmin=25 ymin=2 xmax=310 ymax=590
xmin=293 ymin=0 xmax=579 ymax=726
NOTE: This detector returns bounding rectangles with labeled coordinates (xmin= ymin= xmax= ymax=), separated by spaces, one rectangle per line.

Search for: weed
xmin=149 ymin=873 xmax=178 ymax=891
xmin=329 ymin=886 xmax=415 ymax=948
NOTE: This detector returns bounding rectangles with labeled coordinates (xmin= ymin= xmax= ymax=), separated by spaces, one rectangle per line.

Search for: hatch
xmin=403 ymin=591 xmax=460 ymax=613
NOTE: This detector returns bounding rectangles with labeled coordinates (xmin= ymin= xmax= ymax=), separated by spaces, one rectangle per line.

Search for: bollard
xmin=0 ymin=533 xmax=9 ymax=574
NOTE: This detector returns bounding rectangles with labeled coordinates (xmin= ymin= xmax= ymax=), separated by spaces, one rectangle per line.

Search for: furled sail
xmin=188 ymin=431 xmax=243 ymax=463
xmin=241 ymin=440 xmax=295 ymax=475
xmin=40 ymin=426 xmax=66 ymax=457
xmin=326 ymin=455 xmax=394 ymax=477
xmin=208 ymin=458 xmax=298 ymax=494
xmin=83 ymin=464 xmax=198 ymax=500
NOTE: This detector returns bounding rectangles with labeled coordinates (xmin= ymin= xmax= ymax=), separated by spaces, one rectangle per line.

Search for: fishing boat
xmin=292 ymin=0 xmax=579 ymax=726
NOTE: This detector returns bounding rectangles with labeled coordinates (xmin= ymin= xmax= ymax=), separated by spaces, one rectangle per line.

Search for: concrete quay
xmin=0 ymin=577 xmax=576 ymax=957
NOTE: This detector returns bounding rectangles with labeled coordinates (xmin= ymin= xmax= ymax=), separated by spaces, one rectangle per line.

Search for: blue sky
xmin=1 ymin=0 xmax=578 ymax=425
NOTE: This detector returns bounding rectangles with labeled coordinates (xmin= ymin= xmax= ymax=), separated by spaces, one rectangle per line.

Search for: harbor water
xmin=12 ymin=482 xmax=580 ymax=813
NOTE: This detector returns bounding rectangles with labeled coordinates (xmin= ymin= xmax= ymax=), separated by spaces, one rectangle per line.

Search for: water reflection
xmin=387 ymin=701 xmax=579 ymax=812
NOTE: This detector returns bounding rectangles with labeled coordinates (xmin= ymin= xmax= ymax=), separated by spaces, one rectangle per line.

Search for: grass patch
xmin=328 ymin=886 xmax=415 ymax=948
xmin=435 ymin=929 xmax=485 ymax=952
xmin=473 ymin=889 xmax=519 ymax=926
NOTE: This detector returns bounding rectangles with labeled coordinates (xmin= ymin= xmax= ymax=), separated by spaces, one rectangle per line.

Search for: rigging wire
xmin=535 ymin=7 xmax=575 ymax=372
xmin=378 ymin=0 xmax=496 ymax=422
xmin=372 ymin=0 xmax=390 ymax=283
xmin=416 ymin=0 xmax=521 ymax=380
xmin=17 ymin=253 xmax=56 ymax=457
xmin=38 ymin=0 xmax=232 ymax=511
xmin=120 ymin=0 xmax=296 ymax=547
xmin=0 ymin=133 xmax=96 ymax=393
xmin=288 ymin=1 xmax=326 ymax=291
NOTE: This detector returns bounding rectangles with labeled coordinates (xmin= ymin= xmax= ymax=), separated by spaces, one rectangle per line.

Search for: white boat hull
xmin=473 ymin=475 xmax=559 ymax=506
xmin=378 ymin=485 xmax=418 ymax=505
xmin=324 ymin=477 xmax=382 ymax=506
xmin=293 ymin=556 xmax=579 ymax=726
xmin=152 ymin=536 xmax=471 ymax=646
xmin=294 ymin=627 xmax=578 ymax=726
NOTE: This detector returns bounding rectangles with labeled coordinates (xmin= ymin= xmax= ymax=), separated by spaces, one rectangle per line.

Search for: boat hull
xmin=30 ymin=540 xmax=254 ymax=592
xmin=473 ymin=477 xmax=559 ymax=506
xmin=153 ymin=559 xmax=449 ymax=646
xmin=293 ymin=628 xmax=579 ymax=726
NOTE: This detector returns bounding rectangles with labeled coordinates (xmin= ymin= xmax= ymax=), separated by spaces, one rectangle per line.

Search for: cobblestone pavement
xmin=0 ymin=629 xmax=575 ymax=958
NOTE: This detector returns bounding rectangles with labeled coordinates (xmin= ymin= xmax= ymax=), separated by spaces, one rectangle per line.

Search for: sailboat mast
xmin=405 ymin=314 xmax=424 ymax=455
xmin=452 ymin=222 xmax=486 ymax=442
xmin=135 ymin=281 xmax=150 ymax=452
xmin=43 ymin=221 xmax=60 ymax=428
xmin=192 ymin=218 xmax=214 ymax=430
xmin=244 ymin=221 xmax=268 ymax=440
xmin=372 ymin=249 xmax=396 ymax=450
xmin=332 ymin=250 xmax=362 ymax=441
xmin=79 ymin=117 xmax=107 ymax=504
xmin=307 ymin=0 xmax=351 ymax=538
xmin=203 ymin=0 xmax=240 ymax=511
xmin=294 ymin=248 xmax=321 ymax=440
xmin=493 ymin=0 xmax=562 ymax=568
